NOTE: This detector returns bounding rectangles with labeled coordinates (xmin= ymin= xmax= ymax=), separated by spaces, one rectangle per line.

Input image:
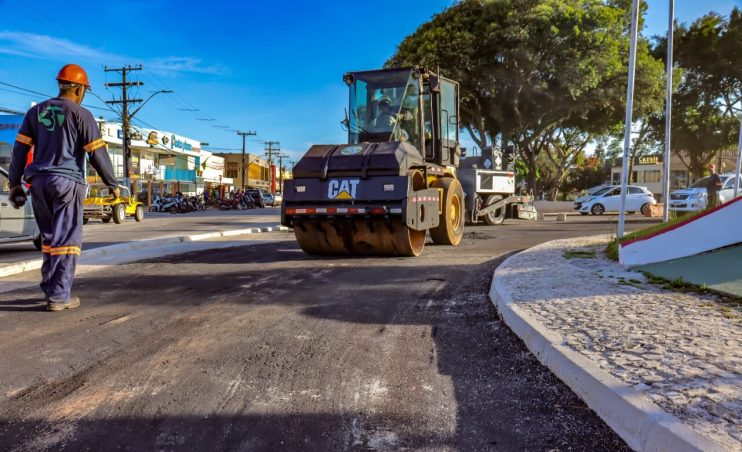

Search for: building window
xmin=643 ymin=170 xmax=660 ymax=183
xmin=631 ymin=170 xmax=639 ymax=183
xmin=225 ymin=162 xmax=239 ymax=179
xmin=612 ymin=172 xmax=621 ymax=184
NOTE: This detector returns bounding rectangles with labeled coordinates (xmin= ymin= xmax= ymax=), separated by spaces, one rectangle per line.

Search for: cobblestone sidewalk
xmin=496 ymin=235 xmax=741 ymax=450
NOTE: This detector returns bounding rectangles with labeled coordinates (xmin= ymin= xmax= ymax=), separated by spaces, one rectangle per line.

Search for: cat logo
xmin=328 ymin=179 xmax=360 ymax=200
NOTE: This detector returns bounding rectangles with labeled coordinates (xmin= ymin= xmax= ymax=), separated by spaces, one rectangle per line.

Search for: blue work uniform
xmin=9 ymin=97 xmax=118 ymax=302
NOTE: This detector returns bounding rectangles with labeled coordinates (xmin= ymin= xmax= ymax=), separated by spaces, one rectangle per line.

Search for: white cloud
xmin=0 ymin=31 xmax=226 ymax=76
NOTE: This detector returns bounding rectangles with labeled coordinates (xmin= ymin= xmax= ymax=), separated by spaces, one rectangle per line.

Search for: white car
xmin=574 ymin=185 xmax=615 ymax=212
xmin=579 ymin=185 xmax=656 ymax=215
xmin=668 ymin=174 xmax=740 ymax=212
xmin=0 ymin=167 xmax=41 ymax=250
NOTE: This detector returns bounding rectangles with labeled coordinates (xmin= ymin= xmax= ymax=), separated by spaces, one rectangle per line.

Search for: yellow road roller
xmin=281 ymin=67 xmax=465 ymax=256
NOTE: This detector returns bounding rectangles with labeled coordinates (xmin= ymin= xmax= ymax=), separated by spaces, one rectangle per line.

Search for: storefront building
xmin=89 ymin=121 xmax=225 ymax=204
xmin=611 ymin=151 xmax=739 ymax=201
xmin=0 ymin=113 xmax=24 ymax=170
xmin=216 ymin=153 xmax=270 ymax=190
xmin=2 ymin=115 xmax=225 ymax=204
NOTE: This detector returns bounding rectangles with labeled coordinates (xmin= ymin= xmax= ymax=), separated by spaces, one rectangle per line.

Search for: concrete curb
xmin=489 ymin=251 xmax=726 ymax=452
xmin=0 ymin=225 xmax=290 ymax=279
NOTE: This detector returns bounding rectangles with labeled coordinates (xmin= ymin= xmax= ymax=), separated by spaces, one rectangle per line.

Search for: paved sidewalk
xmin=491 ymin=235 xmax=740 ymax=451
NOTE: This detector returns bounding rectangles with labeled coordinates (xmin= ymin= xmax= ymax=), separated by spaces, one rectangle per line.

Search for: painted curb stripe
xmin=621 ymin=196 xmax=741 ymax=247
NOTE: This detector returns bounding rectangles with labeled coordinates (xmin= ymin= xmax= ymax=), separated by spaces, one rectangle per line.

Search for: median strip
xmin=0 ymin=225 xmax=291 ymax=279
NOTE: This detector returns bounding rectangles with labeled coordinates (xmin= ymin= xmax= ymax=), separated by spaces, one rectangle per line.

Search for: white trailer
xmin=457 ymin=151 xmax=537 ymax=225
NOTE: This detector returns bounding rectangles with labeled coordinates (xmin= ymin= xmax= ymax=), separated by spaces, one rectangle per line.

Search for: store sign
xmin=170 ymin=134 xmax=193 ymax=152
xmin=638 ymin=155 xmax=661 ymax=165
xmin=207 ymin=158 xmax=224 ymax=171
xmin=147 ymin=131 xmax=158 ymax=145
xmin=162 ymin=135 xmax=169 ymax=146
xmin=612 ymin=154 xmax=663 ymax=167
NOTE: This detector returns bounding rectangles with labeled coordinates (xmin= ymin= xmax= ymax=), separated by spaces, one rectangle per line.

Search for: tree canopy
xmin=651 ymin=9 xmax=742 ymax=177
xmin=387 ymin=0 xmax=665 ymax=191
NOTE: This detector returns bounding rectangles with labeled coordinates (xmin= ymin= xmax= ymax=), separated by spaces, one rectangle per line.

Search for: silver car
xmin=668 ymin=174 xmax=740 ymax=212
xmin=0 ymin=167 xmax=41 ymax=250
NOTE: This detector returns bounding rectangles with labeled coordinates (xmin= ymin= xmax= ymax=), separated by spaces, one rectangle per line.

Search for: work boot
xmin=47 ymin=296 xmax=81 ymax=312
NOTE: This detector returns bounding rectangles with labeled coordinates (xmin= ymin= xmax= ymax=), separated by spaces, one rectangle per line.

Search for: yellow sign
xmin=638 ymin=155 xmax=660 ymax=165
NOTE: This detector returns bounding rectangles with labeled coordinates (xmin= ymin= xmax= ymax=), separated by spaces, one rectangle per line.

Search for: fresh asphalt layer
xmin=0 ymin=216 xmax=656 ymax=450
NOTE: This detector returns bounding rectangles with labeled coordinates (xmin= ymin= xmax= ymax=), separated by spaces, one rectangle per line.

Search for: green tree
xmin=651 ymin=10 xmax=741 ymax=178
xmin=540 ymin=128 xmax=592 ymax=199
xmin=387 ymin=0 xmax=665 ymax=192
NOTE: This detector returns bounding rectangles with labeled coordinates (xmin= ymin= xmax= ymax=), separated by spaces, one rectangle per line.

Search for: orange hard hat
xmin=56 ymin=64 xmax=90 ymax=88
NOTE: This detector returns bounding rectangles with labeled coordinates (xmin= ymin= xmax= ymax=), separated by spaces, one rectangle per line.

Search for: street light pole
xmin=734 ymin=119 xmax=742 ymax=197
xmin=617 ymin=0 xmax=640 ymax=240
xmin=662 ymin=0 xmax=675 ymax=222
xmin=237 ymin=130 xmax=256 ymax=189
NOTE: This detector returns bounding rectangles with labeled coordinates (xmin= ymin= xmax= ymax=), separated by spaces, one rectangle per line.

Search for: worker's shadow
xmin=0 ymin=298 xmax=46 ymax=312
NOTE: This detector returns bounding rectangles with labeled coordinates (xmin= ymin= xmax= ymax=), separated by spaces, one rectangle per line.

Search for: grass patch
xmin=639 ymin=271 xmax=741 ymax=313
xmin=605 ymin=211 xmax=705 ymax=261
xmin=563 ymin=249 xmax=597 ymax=259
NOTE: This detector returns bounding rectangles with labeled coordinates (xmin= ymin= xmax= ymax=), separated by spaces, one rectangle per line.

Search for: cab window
xmin=439 ymin=80 xmax=458 ymax=143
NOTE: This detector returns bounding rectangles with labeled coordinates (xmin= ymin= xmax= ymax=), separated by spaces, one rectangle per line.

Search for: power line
xmin=0 ymin=81 xmax=119 ymax=115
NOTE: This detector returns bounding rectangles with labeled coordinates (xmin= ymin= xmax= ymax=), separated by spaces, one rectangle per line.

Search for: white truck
xmin=458 ymin=147 xmax=536 ymax=225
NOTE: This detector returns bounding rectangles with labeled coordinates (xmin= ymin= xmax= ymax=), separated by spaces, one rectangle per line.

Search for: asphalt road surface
xmin=0 ymin=217 xmax=652 ymax=450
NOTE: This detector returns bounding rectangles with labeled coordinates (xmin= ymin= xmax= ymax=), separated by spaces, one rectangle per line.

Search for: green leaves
xmin=388 ymin=0 xmax=664 ymax=193
xmin=651 ymin=8 xmax=742 ymax=178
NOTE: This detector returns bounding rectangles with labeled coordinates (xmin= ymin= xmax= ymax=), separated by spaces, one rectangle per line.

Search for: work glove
xmin=9 ymin=185 xmax=26 ymax=209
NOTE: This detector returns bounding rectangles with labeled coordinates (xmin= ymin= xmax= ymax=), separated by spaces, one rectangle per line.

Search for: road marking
xmin=100 ymin=314 xmax=135 ymax=326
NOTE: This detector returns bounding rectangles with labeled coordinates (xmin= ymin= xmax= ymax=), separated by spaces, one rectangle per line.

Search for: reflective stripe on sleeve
xmin=83 ymin=138 xmax=106 ymax=153
xmin=16 ymin=133 xmax=33 ymax=146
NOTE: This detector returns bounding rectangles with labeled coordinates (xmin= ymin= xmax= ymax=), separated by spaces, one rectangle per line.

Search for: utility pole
xmin=237 ymin=131 xmax=256 ymax=189
xmin=264 ymin=141 xmax=280 ymax=193
xmin=276 ymin=153 xmax=289 ymax=193
xmin=105 ymin=65 xmax=143 ymax=191
xmin=105 ymin=65 xmax=171 ymax=193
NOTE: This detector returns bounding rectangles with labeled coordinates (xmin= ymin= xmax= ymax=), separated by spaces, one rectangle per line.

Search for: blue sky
xmin=1 ymin=0 xmax=740 ymax=162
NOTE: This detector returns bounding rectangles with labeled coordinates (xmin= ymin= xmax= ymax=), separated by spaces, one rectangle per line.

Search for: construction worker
xmin=8 ymin=64 xmax=119 ymax=311
xmin=372 ymin=97 xmax=396 ymax=133
xmin=706 ymin=163 xmax=722 ymax=209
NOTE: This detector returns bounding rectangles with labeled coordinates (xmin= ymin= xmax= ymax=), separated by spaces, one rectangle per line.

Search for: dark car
xmin=245 ymin=189 xmax=266 ymax=208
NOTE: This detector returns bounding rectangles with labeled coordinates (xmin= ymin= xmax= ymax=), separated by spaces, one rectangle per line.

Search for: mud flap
xmin=405 ymin=188 xmax=441 ymax=231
